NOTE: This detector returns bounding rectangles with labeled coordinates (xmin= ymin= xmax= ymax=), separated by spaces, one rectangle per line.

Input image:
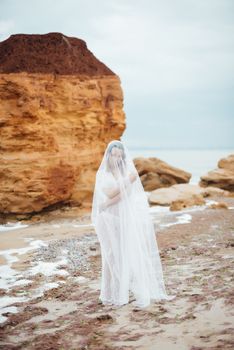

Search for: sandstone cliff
xmin=0 ymin=33 xmax=126 ymax=215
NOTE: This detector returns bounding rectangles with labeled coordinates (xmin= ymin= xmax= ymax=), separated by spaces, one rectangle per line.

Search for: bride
xmin=91 ymin=140 xmax=175 ymax=308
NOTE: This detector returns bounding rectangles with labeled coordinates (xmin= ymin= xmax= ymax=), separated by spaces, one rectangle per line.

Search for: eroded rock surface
xmin=0 ymin=33 xmax=126 ymax=214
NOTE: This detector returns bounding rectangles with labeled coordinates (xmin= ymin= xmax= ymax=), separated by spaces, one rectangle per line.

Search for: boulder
xmin=170 ymin=194 xmax=205 ymax=211
xmin=199 ymin=154 xmax=234 ymax=192
xmin=148 ymin=183 xmax=230 ymax=211
xmin=149 ymin=184 xmax=205 ymax=208
xmin=133 ymin=157 xmax=191 ymax=191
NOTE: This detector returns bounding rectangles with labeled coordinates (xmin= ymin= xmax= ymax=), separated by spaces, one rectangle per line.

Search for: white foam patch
xmin=0 ymin=236 xmax=71 ymax=324
xmin=50 ymin=222 xmax=93 ymax=229
xmin=29 ymin=259 xmax=69 ymax=277
xmin=205 ymin=199 xmax=219 ymax=206
xmin=0 ymin=240 xmax=47 ymax=290
xmin=72 ymin=276 xmax=88 ymax=283
xmin=1 ymin=305 xmax=18 ymax=315
xmin=30 ymin=282 xmax=60 ymax=298
xmin=0 ymin=315 xmax=7 ymax=323
xmin=177 ymin=213 xmax=192 ymax=224
xmin=160 ymin=213 xmax=192 ymax=227
xmin=13 ymin=279 xmax=32 ymax=287
xmin=0 ymin=305 xmax=19 ymax=324
xmin=222 ymin=254 xmax=233 ymax=259
xmin=72 ymin=224 xmax=93 ymax=228
xmin=0 ymin=281 xmax=66 ymax=323
xmin=149 ymin=205 xmax=170 ymax=213
xmin=0 ymin=222 xmax=29 ymax=232
xmin=0 ymin=265 xmax=23 ymax=289
xmin=0 ymin=295 xmax=28 ymax=310
xmin=0 ymin=240 xmax=47 ymax=265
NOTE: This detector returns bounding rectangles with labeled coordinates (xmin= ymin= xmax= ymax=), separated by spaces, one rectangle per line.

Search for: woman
xmin=91 ymin=140 xmax=175 ymax=308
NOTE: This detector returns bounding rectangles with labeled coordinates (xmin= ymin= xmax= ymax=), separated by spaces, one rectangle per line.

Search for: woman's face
xmin=108 ymin=146 xmax=123 ymax=170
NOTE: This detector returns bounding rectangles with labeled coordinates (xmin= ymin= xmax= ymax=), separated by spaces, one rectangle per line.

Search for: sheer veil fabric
xmin=91 ymin=140 xmax=175 ymax=308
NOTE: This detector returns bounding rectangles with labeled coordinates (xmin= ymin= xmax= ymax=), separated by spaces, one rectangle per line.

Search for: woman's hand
xmin=99 ymin=201 xmax=107 ymax=212
xmin=129 ymin=172 xmax=137 ymax=183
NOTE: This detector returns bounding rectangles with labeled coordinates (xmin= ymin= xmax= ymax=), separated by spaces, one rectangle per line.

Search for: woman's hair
xmin=106 ymin=141 xmax=126 ymax=174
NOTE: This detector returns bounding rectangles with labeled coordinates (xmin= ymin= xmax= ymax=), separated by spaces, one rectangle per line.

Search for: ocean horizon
xmin=128 ymin=147 xmax=234 ymax=184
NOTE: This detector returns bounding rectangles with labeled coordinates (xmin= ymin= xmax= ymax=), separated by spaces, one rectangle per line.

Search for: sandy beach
xmin=0 ymin=194 xmax=233 ymax=350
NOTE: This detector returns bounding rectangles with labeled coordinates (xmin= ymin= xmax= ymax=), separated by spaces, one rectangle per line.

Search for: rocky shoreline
xmin=0 ymin=193 xmax=233 ymax=349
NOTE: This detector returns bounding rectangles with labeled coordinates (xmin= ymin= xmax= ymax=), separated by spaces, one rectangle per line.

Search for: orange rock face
xmin=0 ymin=33 xmax=126 ymax=214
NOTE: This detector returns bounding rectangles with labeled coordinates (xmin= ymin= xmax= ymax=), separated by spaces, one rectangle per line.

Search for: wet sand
xmin=0 ymin=195 xmax=234 ymax=350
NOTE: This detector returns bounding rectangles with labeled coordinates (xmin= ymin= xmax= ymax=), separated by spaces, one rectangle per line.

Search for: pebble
xmin=33 ymin=233 xmax=99 ymax=273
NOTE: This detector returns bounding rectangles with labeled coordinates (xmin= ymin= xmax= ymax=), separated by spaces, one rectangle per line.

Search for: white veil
xmin=91 ymin=140 xmax=175 ymax=308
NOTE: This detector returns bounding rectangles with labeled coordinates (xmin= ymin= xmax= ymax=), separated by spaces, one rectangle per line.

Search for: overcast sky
xmin=0 ymin=0 xmax=233 ymax=149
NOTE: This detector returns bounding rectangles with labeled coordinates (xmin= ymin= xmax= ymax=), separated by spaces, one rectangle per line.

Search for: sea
xmin=128 ymin=148 xmax=234 ymax=185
